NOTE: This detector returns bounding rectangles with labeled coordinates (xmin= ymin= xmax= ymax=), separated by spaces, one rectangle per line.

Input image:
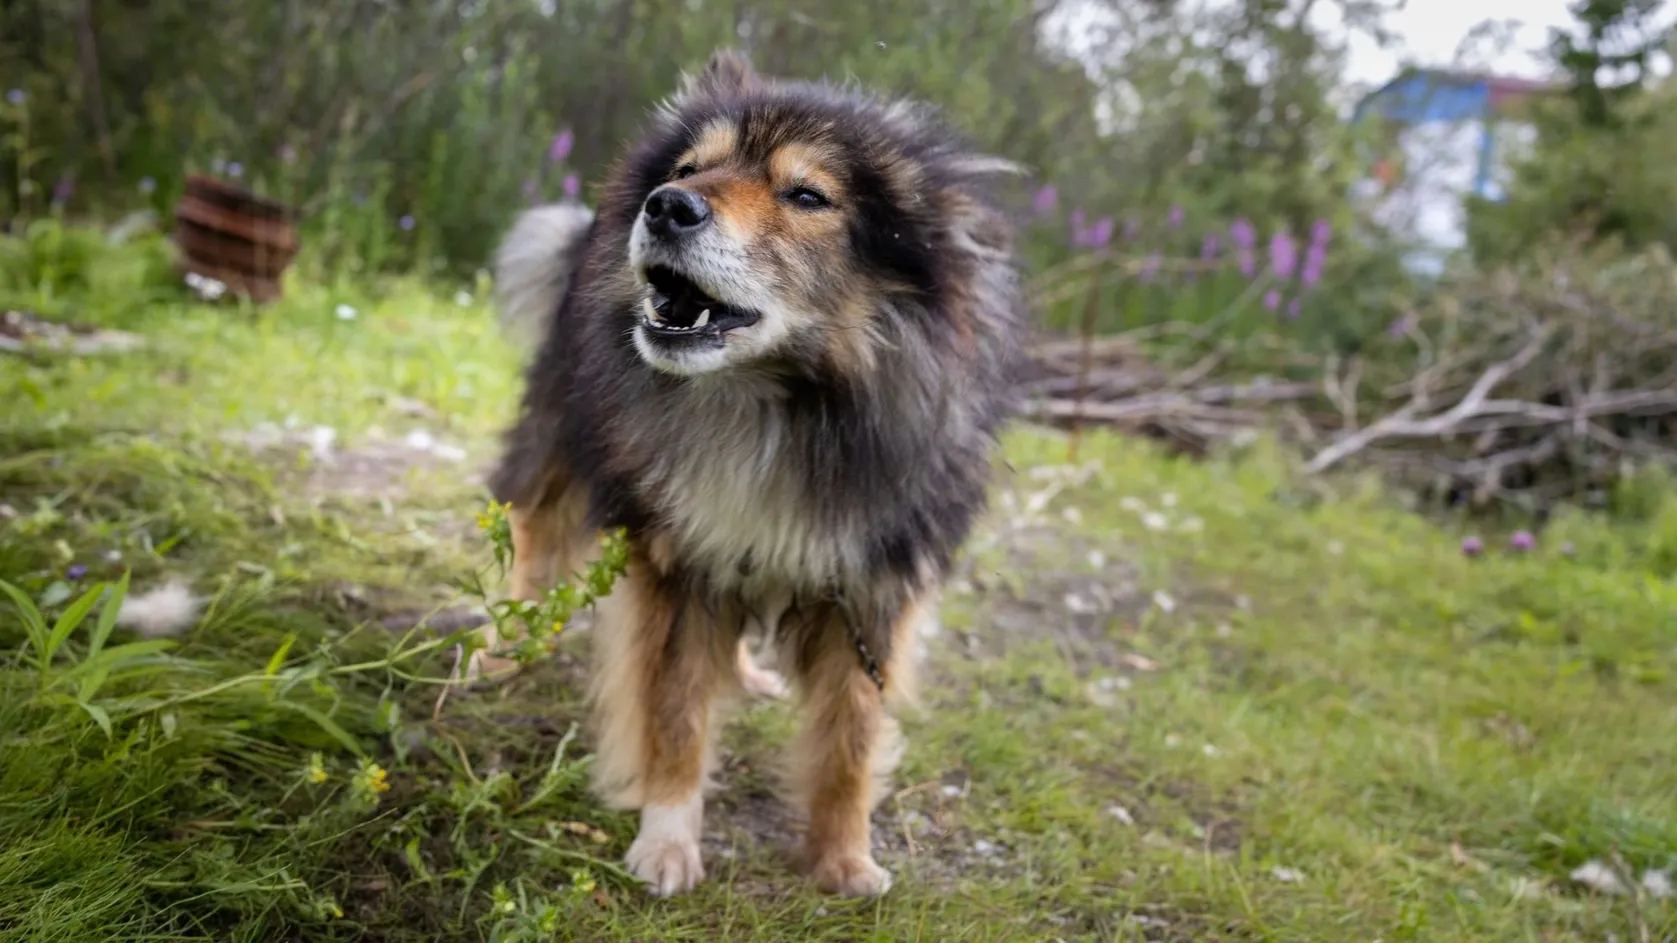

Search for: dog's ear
xmin=676 ymin=48 xmax=758 ymax=103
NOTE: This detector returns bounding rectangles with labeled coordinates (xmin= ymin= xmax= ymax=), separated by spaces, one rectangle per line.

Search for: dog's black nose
xmin=642 ymin=186 xmax=712 ymax=239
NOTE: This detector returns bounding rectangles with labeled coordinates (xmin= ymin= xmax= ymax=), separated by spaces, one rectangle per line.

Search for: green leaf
xmin=60 ymin=639 xmax=179 ymax=682
xmin=46 ymin=582 xmax=106 ymax=661
xmin=88 ymin=570 xmax=131 ymax=657
xmin=0 ymin=579 xmax=50 ymax=659
xmin=280 ymin=701 xmax=364 ymax=757
xmin=264 ymin=633 xmax=298 ymax=676
xmin=79 ymin=701 xmax=114 ymax=739
xmin=404 ymin=837 xmax=434 ymax=883
xmin=77 ymin=667 xmax=110 ymax=704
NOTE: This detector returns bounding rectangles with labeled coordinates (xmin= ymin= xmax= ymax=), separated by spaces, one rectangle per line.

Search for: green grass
xmin=2 ymin=227 xmax=1674 ymax=941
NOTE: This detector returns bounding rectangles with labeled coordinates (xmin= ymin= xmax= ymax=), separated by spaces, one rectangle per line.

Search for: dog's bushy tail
xmin=491 ymin=202 xmax=595 ymax=348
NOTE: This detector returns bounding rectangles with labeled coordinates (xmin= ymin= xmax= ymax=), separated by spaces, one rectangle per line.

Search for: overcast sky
xmin=1334 ymin=0 xmax=1675 ymax=89
xmin=1336 ymin=0 xmax=1574 ymax=86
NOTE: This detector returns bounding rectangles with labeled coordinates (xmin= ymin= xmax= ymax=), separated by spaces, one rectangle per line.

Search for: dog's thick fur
xmin=481 ymin=49 xmax=1025 ymax=897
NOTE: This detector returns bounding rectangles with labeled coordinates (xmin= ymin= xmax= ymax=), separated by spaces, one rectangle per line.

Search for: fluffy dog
xmin=479 ymin=49 xmax=1025 ymax=897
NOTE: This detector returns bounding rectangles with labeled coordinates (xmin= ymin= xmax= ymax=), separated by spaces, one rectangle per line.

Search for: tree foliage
xmin=1468 ymin=0 xmax=1676 ymax=262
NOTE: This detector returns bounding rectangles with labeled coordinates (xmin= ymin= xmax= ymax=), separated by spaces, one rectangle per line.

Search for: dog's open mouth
xmin=640 ymin=265 xmax=761 ymax=337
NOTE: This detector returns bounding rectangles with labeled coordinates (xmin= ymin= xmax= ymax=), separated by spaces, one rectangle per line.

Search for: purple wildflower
xmin=1263 ymin=289 xmax=1281 ymax=311
xmin=51 ymin=174 xmax=73 ymax=206
xmin=1139 ymin=253 xmax=1161 ymax=283
xmin=1286 ymin=297 xmax=1302 ymax=319
xmin=1510 ymin=531 xmax=1536 ymax=552
xmin=227 ymin=161 xmax=244 ymax=178
xmin=139 ymin=177 xmax=157 ymax=195
xmin=398 ymin=214 xmax=416 ymax=232
xmin=562 ymin=173 xmax=581 ymax=200
xmin=548 ymin=128 xmax=575 ymax=164
xmin=1387 ymin=314 xmax=1417 ymax=337
xmin=1200 ymin=233 xmax=1220 ymax=261
xmin=1168 ymin=205 xmax=1184 ymax=229
xmin=1310 ymin=218 xmax=1333 ymax=248
xmin=5 ymin=89 xmax=23 ymax=106
xmin=1462 ymin=536 xmax=1484 ymax=557
xmin=1301 ymin=243 xmax=1327 ymax=289
xmin=1031 ymin=185 xmax=1058 ymax=215
xmin=1230 ymin=218 xmax=1256 ymax=250
xmin=1087 ymin=216 xmax=1115 ymax=249
xmin=1270 ymin=230 xmax=1297 ymax=279
xmin=66 ymin=564 xmax=88 ymax=581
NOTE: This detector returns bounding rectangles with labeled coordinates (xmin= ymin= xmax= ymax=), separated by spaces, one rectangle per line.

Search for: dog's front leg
xmin=588 ymin=557 xmax=731 ymax=897
xmin=789 ymin=593 xmax=928 ymax=897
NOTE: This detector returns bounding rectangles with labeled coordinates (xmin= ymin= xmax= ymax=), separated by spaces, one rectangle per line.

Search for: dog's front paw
xmin=626 ymin=835 xmax=705 ymax=897
xmin=810 ymin=853 xmax=892 ymax=897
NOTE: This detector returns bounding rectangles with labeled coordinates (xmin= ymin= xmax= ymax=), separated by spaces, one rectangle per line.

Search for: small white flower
xmin=1151 ymin=590 xmax=1176 ymax=613
xmin=334 ymin=304 xmax=359 ymax=321
xmin=1569 ymin=860 xmax=1625 ymax=895
xmin=940 ymin=784 xmax=962 ymax=798
xmin=1104 ymin=804 xmax=1135 ymax=825
xmin=1119 ymin=496 xmax=1145 ymax=512
xmin=1163 ymin=733 xmax=1181 ymax=748
xmin=1142 ymin=511 xmax=1169 ymax=531
xmin=306 ymin=425 xmax=337 ymax=462
xmin=1160 ymin=492 xmax=1178 ymax=508
xmin=116 ymin=579 xmax=200 ymax=638
xmin=1086 ymin=549 xmax=1106 ymax=569
xmin=1063 ymin=592 xmax=1098 ymax=614
xmin=1640 ymin=869 xmax=1672 ymax=899
xmin=454 ymin=291 xmax=474 ymax=307
xmin=403 ymin=430 xmax=436 ymax=452
xmin=1271 ymin=866 xmax=1305 ymax=883
xmin=1201 ymin=743 xmax=1219 ymax=756
xmin=1061 ymin=506 xmax=1083 ymax=525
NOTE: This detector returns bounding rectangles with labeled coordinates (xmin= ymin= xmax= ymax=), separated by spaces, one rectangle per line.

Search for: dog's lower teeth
xmin=694 ymin=308 xmax=710 ymax=328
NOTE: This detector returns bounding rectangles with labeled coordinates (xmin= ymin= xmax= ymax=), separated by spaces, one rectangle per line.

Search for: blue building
xmin=1351 ymin=68 xmax=1563 ymax=269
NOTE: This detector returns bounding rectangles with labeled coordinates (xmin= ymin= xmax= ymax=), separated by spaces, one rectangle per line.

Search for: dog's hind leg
xmin=589 ymin=552 xmax=735 ymax=896
xmin=786 ymin=591 xmax=929 ymax=897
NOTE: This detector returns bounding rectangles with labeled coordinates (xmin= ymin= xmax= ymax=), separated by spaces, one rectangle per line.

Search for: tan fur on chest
xmin=635 ymin=406 xmax=863 ymax=595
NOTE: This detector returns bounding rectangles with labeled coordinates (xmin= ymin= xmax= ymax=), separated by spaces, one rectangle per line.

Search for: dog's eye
xmin=785 ymin=186 xmax=830 ymax=210
xmin=672 ymin=164 xmax=698 ymax=180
